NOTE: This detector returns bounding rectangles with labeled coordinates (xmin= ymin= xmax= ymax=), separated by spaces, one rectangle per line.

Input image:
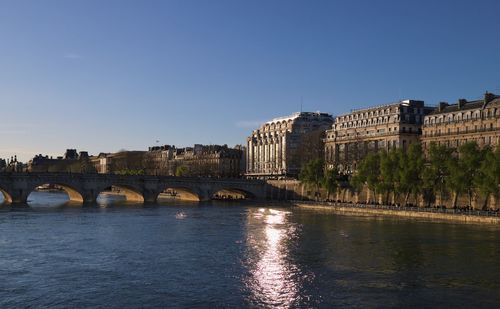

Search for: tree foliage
xmin=175 ymin=165 xmax=190 ymax=177
xmin=299 ymin=159 xmax=324 ymax=200
xmin=475 ymin=146 xmax=500 ymax=209
xmin=301 ymin=141 xmax=499 ymax=208
xmin=349 ymin=141 xmax=500 ymax=208
xmin=422 ymin=143 xmax=453 ymax=206
xmin=321 ymin=167 xmax=339 ymax=200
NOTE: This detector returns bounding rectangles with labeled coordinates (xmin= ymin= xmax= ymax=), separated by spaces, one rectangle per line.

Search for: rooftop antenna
xmin=300 ymin=96 xmax=303 ymax=112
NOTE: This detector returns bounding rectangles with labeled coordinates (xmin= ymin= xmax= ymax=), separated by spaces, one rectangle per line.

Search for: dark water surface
xmin=0 ymin=192 xmax=499 ymax=308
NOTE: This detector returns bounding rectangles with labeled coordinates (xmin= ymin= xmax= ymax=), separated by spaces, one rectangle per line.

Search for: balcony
xmin=423 ymin=126 xmax=499 ymax=138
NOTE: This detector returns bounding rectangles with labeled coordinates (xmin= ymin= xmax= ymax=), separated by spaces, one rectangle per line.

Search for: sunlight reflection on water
xmin=244 ymin=208 xmax=305 ymax=308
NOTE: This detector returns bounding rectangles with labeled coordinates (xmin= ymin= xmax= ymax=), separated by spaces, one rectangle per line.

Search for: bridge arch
xmin=211 ymin=187 xmax=256 ymax=200
xmin=158 ymin=186 xmax=201 ymax=202
xmin=27 ymin=182 xmax=85 ymax=204
xmin=0 ymin=187 xmax=12 ymax=204
xmin=96 ymin=184 xmax=145 ymax=203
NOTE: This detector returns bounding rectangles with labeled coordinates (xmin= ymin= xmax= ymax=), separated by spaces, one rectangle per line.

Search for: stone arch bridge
xmin=0 ymin=173 xmax=271 ymax=204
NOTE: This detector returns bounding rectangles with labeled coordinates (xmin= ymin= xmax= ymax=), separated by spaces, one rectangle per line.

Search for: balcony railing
xmin=423 ymin=126 xmax=499 ymax=138
xmin=423 ymin=114 xmax=500 ymax=127
xmin=331 ymin=131 xmax=420 ymax=142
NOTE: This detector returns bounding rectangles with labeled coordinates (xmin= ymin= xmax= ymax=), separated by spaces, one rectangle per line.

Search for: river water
xmin=0 ymin=192 xmax=499 ymax=308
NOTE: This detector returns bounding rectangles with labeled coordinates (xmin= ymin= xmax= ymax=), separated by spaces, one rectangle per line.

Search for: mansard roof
xmin=429 ymin=92 xmax=500 ymax=115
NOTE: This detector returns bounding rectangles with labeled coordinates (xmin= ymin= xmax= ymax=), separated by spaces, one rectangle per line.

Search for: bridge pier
xmin=80 ymin=189 xmax=98 ymax=204
xmin=9 ymin=189 xmax=29 ymax=205
xmin=143 ymin=190 xmax=160 ymax=204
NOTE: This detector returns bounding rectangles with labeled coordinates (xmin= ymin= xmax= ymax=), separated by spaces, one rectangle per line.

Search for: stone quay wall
xmin=293 ymin=202 xmax=500 ymax=224
xmin=265 ymin=179 xmax=498 ymax=210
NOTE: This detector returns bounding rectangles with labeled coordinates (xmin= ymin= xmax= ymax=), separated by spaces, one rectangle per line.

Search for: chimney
xmin=484 ymin=91 xmax=495 ymax=105
xmin=458 ymin=99 xmax=467 ymax=109
xmin=438 ymin=102 xmax=449 ymax=112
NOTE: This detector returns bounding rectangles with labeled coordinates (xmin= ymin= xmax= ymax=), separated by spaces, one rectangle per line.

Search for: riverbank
xmin=293 ymin=201 xmax=500 ymax=224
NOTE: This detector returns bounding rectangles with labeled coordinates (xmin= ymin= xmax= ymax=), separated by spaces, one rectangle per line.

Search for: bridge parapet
xmin=0 ymin=173 xmax=269 ymax=205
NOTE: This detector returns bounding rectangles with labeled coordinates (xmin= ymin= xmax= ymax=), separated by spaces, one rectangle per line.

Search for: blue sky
xmin=1 ymin=0 xmax=500 ymax=161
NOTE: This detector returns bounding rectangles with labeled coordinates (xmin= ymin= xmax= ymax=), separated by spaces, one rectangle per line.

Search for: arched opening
xmin=0 ymin=187 xmax=12 ymax=204
xmin=27 ymin=183 xmax=83 ymax=207
xmin=97 ymin=185 xmax=144 ymax=204
xmin=158 ymin=187 xmax=200 ymax=202
xmin=212 ymin=188 xmax=255 ymax=201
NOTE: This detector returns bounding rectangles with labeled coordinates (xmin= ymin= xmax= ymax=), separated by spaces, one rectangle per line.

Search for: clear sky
xmin=1 ymin=0 xmax=500 ymax=161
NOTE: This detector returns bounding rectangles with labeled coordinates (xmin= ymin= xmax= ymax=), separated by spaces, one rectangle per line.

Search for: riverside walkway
xmin=293 ymin=201 xmax=500 ymax=224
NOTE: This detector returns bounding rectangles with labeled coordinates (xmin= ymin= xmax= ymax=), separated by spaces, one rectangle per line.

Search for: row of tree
xmin=299 ymin=158 xmax=345 ymax=201
xmin=300 ymin=142 xmax=500 ymax=209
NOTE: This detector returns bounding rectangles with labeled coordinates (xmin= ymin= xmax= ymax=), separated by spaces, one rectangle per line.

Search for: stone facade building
xmin=422 ymin=92 xmax=500 ymax=150
xmin=145 ymin=144 xmax=243 ymax=177
xmin=143 ymin=145 xmax=176 ymax=175
xmin=89 ymin=151 xmax=146 ymax=174
xmin=325 ymin=100 xmax=433 ymax=173
xmin=246 ymin=112 xmax=334 ymax=179
xmin=89 ymin=144 xmax=244 ymax=177
xmin=29 ymin=149 xmax=93 ymax=173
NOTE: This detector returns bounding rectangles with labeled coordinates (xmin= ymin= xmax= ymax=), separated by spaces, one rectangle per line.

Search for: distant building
xmin=246 ymin=112 xmax=334 ymax=178
xmin=28 ymin=149 xmax=93 ymax=173
xmin=64 ymin=149 xmax=79 ymax=160
xmin=90 ymin=144 xmax=244 ymax=177
xmin=0 ymin=156 xmax=24 ymax=172
xmin=0 ymin=158 xmax=6 ymax=172
xmin=89 ymin=151 xmax=146 ymax=174
xmin=325 ymin=100 xmax=433 ymax=173
xmin=144 ymin=145 xmax=177 ymax=175
xmin=145 ymin=144 xmax=243 ymax=177
xmin=175 ymin=144 xmax=242 ymax=177
xmin=422 ymin=92 xmax=500 ymax=151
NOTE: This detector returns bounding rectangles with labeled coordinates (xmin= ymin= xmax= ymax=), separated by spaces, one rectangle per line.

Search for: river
xmin=0 ymin=191 xmax=499 ymax=308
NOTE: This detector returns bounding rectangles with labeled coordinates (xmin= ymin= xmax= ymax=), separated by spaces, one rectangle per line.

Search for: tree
xmin=299 ymin=159 xmax=324 ymax=200
xmin=175 ymin=165 xmax=190 ymax=177
xmin=399 ymin=143 xmax=424 ymax=206
xmin=351 ymin=152 xmax=380 ymax=203
xmin=378 ymin=149 xmax=400 ymax=204
xmin=447 ymin=142 xmax=484 ymax=208
xmin=349 ymin=170 xmax=364 ymax=200
xmin=475 ymin=146 xmax=500 ymax=210
xmin=321 ymin=168 xmax=339 ymax=201
xmin=422 ymin=143 xmax=453 ymax=207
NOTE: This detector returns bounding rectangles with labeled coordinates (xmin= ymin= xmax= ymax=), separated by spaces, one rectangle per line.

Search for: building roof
xmin=266 ymin=111 xmax=332 ymax=124
xmin=428 ymin=92 xmax=500 ymax=115
xmin=337 ymin=99 xmax=424 ymax=118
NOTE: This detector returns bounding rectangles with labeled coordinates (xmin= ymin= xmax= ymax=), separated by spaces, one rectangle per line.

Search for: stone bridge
xmin=0 ymin=173 xmax=271 ymax=204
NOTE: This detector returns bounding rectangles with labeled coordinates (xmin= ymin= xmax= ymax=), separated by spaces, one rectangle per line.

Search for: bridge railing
xmin=0 ymin=172 xmax=266 ymax=184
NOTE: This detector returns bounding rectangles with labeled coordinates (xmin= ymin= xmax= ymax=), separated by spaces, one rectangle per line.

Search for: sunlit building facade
xmin=246 ymin=112 xmax=334 ymax=178
xmin=422 ymin=92 xmax=500 ymax=150
xmin=325 ymin=100 xmax=433 ymax=173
